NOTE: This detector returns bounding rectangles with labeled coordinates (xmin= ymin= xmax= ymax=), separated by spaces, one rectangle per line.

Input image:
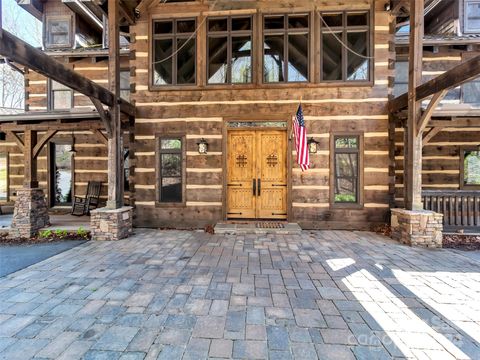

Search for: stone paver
xmin=0 ymin=229 xmax=479 ymax=359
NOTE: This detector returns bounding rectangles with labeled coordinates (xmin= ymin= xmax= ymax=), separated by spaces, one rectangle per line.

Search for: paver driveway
xmin=0 ymin=229 xmax=479 ymax=359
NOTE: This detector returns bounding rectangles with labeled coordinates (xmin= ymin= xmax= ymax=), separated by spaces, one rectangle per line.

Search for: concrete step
xmin=214 ymin=222 xmax=302 ymax=235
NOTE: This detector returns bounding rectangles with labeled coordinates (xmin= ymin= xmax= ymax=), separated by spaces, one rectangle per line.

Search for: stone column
xmin=391 ymin=208 xmax=443 ymax=248
xmin=9 ymin=188 xmax=50 ymax=239
xmin=90 ymin=206 xmax=133 ymax=241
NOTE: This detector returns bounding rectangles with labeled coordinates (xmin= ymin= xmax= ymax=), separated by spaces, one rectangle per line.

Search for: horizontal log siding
xmin=130 ymin=0 xmax=393 ymax=229
xmin=0 ymin=131 xmax=132 ymax=207
xmin=393 ymin=47 xmax=480 ymax=207
xmin=25 ymin=57 xmax=130 ymax=112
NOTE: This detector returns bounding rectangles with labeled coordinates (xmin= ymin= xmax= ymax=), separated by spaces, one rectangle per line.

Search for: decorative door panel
xmin=257 ymin=131 xmax=287 ymax=219
xmin=227 ymin=131 xmax=256 ymax=218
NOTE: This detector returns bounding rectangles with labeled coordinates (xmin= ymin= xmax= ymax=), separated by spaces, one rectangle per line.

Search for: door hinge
xmin=272 ymin=184 xmax=287 ymax=187
xmin=272 ymin=213 xmax=287 ymax=216
xmin=227 ymin=183 xmax=242 ymax=186
xmin=227 ymin=212 xmax=243 ymax=215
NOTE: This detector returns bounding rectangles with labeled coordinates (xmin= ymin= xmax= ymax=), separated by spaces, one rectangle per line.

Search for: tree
xmin=0 ymin=0 xmax=42 ymax=111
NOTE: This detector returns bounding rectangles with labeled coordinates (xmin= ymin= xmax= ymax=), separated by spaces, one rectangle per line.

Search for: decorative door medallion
xmin=227 ymin=130 xmax=287 ymax=220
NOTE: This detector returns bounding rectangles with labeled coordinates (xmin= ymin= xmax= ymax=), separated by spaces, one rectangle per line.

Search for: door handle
xmin=257 ymin=178 xmax=261 ymax=196
xmin=253 ymin=179 xmax=256 ymax=196
xmin=227 ymin=183 xmax=242 ymax=187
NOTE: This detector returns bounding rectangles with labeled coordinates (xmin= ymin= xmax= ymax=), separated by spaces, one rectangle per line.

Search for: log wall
xmin=393 ymin=47 xmax=480 ymax=207
xmin=130 ymin=0 xmax=395 ymax=229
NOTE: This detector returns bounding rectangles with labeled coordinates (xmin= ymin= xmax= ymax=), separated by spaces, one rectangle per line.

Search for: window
xmin=320 ymin=11 xmax=371 ymax=82
xmin=208 ymin=16 xmax=253 ymax=84
xmin=49 ymin=80 xmax=73 ymax=110
xmin=158 ymin=137 xmax=184 ymax=203
xmin=49 ymin=143 xmax=73 ymax=206
xmin=0 ymin=153 xmax=8 ymax=201
xmin=465 ymin=0 xmax=480 ymax=32
xmin=263 ymin=14 xmax=309 ymax=83
xmin=461 ymin=149 xmax=480 ymax=188
xmin=124 ymin=148 xmax=130 ymax=191
xmin=393 ymin=61 xmax=408 ymax=97
xmin=120 ymin=71 xmax=130 ymax=101
xmin=331 ymin=135 xmax=362 ymax=205
xmin=46 ymin=17 xmax=71 ymax=48
xmin=462 ymin=77 xmax=480 ymax=104
xmin=152 ymin=19 xmax=196 ymax=86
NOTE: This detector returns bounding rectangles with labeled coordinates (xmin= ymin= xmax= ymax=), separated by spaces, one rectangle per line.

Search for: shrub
xmin=77 ymin=227 xmax=88 ymax=238
xmin=39 ymin=229 xmax=53 ymax=239
xmin=54 ymin=229 xmax=68 ymax=238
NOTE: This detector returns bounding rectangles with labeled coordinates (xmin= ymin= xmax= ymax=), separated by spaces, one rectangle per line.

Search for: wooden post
xmin=106 ymin=0 xmax=124 ymax=209
xmin=24 ymin=129 xmax=38 ymax=188
xmin=405 ymin=0 xmax=424 ymax=211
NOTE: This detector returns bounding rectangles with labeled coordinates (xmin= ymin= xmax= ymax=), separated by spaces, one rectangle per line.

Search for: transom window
xmin=465 ymin=0 xmax=480 ymax=32
xmin=320 ymin=11 xmax=370 ymax=82
xmin=158 ymin=137 xmax=184 ymax=203
xmin=46 ymin=17 xmax=71 ymax=48
xmin=263 ymin=14 xmax=309 ymax=83
xmin=461 ymin=149 xmax=480 ymax=188
xmin=153 ymin=19 xmax=196 ymax=86
xmin=49 ymin=80 xmax=73 ymax=110
xmin=208 ymin=16 xmax=253 ymax=84
xmin=332 ymin=135 xmax=361 ymax=204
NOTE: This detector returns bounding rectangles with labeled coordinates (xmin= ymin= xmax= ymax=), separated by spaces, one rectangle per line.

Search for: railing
xmin=422 ymin=190 xmax=480 ymax=230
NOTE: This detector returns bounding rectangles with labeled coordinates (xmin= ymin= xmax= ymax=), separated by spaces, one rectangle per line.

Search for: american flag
xmin=293 ymin=104 xmax=309 ymax=171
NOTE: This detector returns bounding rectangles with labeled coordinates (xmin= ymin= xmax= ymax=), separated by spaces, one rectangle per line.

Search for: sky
xmin=2 ymin=0 xmax=42 ymax=46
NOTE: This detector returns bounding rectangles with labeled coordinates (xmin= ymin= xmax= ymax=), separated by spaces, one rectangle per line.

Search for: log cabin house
xmin=0 ymin=0 xmax=479 ymax=240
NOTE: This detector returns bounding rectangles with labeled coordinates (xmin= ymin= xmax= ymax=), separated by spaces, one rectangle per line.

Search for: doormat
xmin=256 ymin=222 xmax=285 ymax=229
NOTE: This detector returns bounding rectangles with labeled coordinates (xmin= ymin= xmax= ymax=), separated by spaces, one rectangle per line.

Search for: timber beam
xmin=416 ymin=89 xmax=448 ymax=136
xmin=0 ymin=120 xmax=104 ymax=132
xmin=390 ymin=54 xmax=480 ymax=112
xmin=422 ymin=127 xmax=443 ymax=145
xmin=32 ymin=130 xmax=57 ymax=159
xmin=7 ymin=131 xmax=25 ymax=151
xmin=0 ymin=30 xmax=135 ymax=117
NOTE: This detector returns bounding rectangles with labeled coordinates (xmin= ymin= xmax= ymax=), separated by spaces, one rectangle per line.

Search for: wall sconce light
xmin=0 ymin=132 xmax=6 ymax=141
xmin=197 ymin=138 xmax=208 ymax=154
xmin=307 ymin=137 xmax=320 ymax=154
xmin=69 ymin=131 xmax=77 ymax=155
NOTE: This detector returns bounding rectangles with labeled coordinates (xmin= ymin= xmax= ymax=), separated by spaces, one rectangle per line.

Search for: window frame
xmin=207 ymin=15 xmax=254 ymax=85
xmin=48 ymin=79 xmax=74 ymax=111
xmin=150 ymin=18 xmax=198 ymax=88
xmin=464 ymin=0 xmax=480 ymax=33
xmin=329 ymin=132 xmax=364 ymax=208
xmin=319 ymin=10 xmax=373 ymax=83
xmin=0 ymin=152 xmax=9 ymax=203
xmin=45 ymin=15 xmax=73 ymax=49
xmin=460 ymin=147 xmax=480 ymax=190
xmin=461 ymin=77 xmax=480 ymax=104
xmin=156 ymin=134 xmax=186 ymax=207
xmin=262 ymin=13 xmax=311 ymax=84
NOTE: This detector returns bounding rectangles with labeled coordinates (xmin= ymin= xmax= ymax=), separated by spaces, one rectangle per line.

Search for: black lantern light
xmin=0 ymin=132 xmax=6 ymax=141
xmin=197 ymin=138 xmax=208 ymax=154
xmin=307 ymin=137 xmax=320 ymax=154
xmin=69 ymin=131 xmax=77 ymax=154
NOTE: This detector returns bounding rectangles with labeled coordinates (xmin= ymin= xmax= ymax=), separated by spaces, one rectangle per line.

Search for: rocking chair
xmin=71 ymin=181 xmax=102 ymax=216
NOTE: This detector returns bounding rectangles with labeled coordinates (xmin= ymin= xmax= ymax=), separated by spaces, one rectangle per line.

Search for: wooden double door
xmin=227 ymin=129 xmax=287 ymax=220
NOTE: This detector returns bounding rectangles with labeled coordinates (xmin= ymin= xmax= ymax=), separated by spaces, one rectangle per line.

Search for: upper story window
xmin=120 ymin=70 xmax=130 ymax=101
xmin=465 ymin=0 xmax=480 ymax=33
xmin=49 ymin=80 xmax=73 ymax=110
xmin=463 ymin=77 xmax=480 ymax=104
xmin=393 ymin=60 xmax=408 ymax=97
xmin=263 ymin=14 xmax=309 ymax=83
xmin=153 ymin=19 xmax=196 ymax=86
xmin=208 ymin=16 xmax=253 ymax=84
xmin=320 ymin=11 xmax=371 ymax=82
xmin=45 ymin=16 xmax=72 ymax=49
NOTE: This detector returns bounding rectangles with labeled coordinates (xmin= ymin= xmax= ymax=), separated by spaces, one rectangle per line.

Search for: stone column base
xmin=391 ymin=208 xmax=443 ymax=248
xmin=90 ymin=206 xmax=133 ymax=241
xmin=9 ymin=188 xmax=50 ymax=239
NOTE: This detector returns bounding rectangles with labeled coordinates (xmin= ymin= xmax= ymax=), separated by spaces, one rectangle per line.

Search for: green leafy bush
xmin=39 ymin=229 xmax=53 ymax=238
